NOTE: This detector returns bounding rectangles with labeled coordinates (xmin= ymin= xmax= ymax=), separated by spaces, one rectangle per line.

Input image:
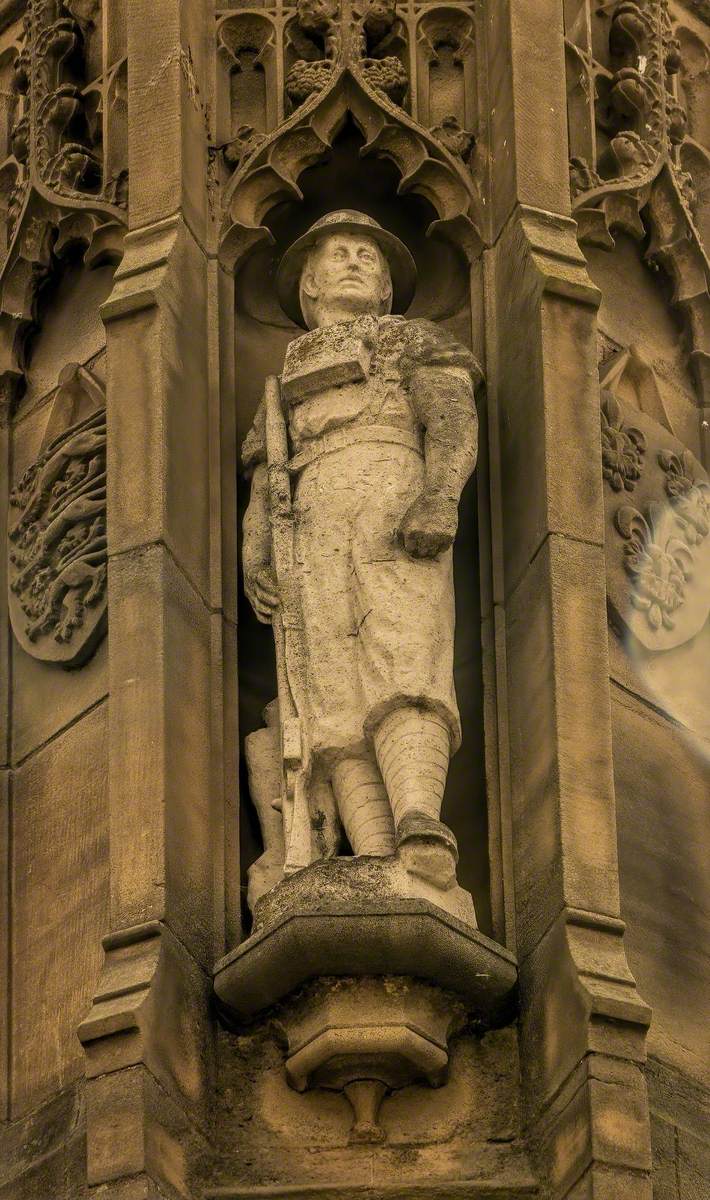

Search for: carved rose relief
xmin=601 ymin=391 xmax=646 ymax=491
xmin=7 ymin=363 xmax=107 ymax=666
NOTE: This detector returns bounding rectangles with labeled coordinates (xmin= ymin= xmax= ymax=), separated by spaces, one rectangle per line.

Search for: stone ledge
xmin=205 ymin=1182 xmax=539 ymax=1199
xmin=213 ymin=899 xmax=517 ymax=1023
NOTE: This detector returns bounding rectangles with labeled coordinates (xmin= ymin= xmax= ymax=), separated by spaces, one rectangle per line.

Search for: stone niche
xmin=210 ymin=114 xmax=529 ymax=1192
xmin=233 ymin=128 xmax=492 ymax=935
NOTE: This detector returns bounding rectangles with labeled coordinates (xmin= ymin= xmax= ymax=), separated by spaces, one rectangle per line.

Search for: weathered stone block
xmin=86 ymin=1063 xmax=207 ymax=1197
xmin=678 ymin=1126 xmax=710 ymax=1200
xmin=11 ymin=705 xmax=109 ymax=1117
xmin=105 ymin=219 xmax=211 ymax=604
xmin=0 ymin=1086 xmax=83 ymax=1194
xmin=15 ymin=263 xmax=112 ymax=421
xmin=215 ymin=894 xmax=516 ymax=1023
xmin=0 ymin=1146 xmax=68 ymax=1200
xmin=205 ymin=1182 xmax=539 ymax=1199
xmin=650 ymin=1115 xmax=680 ymax=1200
xmin=11 ymin=637 xmax=108 ymax=764
xmin=563 ymin=1164 xmax=652 ymax=1200
xmin=80 ymin=922 xmax=213 ymax=1118
xmin=646 ymin=1058 xmax=710 ymax=1141
xmin=520 ymin=910 xmax=649 ymax=1121
xmin=494 ymin=214 xmax=602 ymax=591
xmin=507 ymin=534 xmax=620 ymax=957
xmin=127 ymin=1 xmax=209 ymax=238
xmin=612 ymin=690 xmax=710 ymax=1090
xmin=107 ymin=541 xmax=213 ymax=963
xmin=90 ymin=1181 xmax=172 ymax=1200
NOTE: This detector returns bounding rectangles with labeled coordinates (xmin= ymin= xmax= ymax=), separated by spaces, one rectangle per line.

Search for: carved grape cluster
xmin=361 ymin=56 xmax=408 ymax=105
xmin=286 ymin=59 xmax=335 ymax=107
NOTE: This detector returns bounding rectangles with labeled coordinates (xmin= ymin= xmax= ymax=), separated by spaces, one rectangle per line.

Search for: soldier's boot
xmin=373 ymin=706 xmax=458 ymax=889
xmin=331 ymin=753 xmax=396 ymax=856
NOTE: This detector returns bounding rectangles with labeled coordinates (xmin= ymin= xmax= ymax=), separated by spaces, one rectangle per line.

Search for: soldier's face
xmin=303 ymin=232 xmax=391 ymax=321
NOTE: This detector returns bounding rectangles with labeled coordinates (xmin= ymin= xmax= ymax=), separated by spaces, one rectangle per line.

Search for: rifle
xmin=263 ymin=374 xmax=312 ymax=875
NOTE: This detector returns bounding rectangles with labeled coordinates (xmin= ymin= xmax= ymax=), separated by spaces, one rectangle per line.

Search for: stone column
xmin=77 ymin=2 xmax=236 ymax=1197
xmin=0 ymin=388 xmax=10 ymax=1126
xmin=485 ymin=1 xmax=653 ymax=1197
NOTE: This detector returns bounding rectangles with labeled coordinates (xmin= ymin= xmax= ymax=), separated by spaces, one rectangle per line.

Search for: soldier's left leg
xmin=353 ymin=446 xmax=461 ymax=859
xmin=372 ymin=706 xmax=450 ymax=830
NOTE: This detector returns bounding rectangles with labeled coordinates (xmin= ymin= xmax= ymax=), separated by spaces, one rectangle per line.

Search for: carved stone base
xmin=214 ymin=859 xmax=517 ymax=1143
xmin=274 ymin=974 xmax=466 ymax=1142
xmin=214 ymin=860 xmax=515 ymax=1021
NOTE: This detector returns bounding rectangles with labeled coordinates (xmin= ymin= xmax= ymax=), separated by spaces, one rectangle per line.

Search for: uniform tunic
xmin=243 ymin=315 xmax=477 ymax=765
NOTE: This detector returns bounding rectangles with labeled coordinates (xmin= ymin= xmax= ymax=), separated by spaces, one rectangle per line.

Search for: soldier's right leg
xmin=331 ymin=754 xmax=395 ymax=857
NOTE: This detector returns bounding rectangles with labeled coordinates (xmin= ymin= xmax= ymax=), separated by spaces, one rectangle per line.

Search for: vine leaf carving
xmin=566 ymin=1 xmax=710 ymax=405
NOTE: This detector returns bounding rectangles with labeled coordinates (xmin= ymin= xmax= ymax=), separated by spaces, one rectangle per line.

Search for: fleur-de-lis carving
xmin=615 ymin=502 xmax=692 ymax=631
xmin=658 ymin=448 xmax=710 ymax=545
xmin=601 ymin=392 xmax=646 ymax=492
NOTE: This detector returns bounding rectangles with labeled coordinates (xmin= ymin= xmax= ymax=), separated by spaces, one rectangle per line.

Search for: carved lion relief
xmin=8 ymin=361 xmax=107 ymax=666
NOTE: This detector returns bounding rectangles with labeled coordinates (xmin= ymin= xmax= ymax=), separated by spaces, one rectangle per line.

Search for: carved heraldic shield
xmin=602 ymin=392 xmax=710 ymax=652
xmin=7 ymin=362 xmax=107 ymax=666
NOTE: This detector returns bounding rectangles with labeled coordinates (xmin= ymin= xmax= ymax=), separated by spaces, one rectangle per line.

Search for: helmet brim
xmin=276 ymin=217 xmax=417 ymax=328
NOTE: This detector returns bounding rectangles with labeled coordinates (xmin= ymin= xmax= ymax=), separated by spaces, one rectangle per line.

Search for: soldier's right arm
xmin=242 ymin=397 xmax=279 ymax=624
xmin=243 ymin=464 xmax=279 ymax=624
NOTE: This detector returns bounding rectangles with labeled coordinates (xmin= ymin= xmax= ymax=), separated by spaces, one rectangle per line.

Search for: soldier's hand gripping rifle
xmin=263 ymin=374 xmax=312 ymax=875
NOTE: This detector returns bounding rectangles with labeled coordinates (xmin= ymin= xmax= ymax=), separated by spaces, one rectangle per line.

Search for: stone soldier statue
xmin=241 ymin=210 xmax=481 ymax=900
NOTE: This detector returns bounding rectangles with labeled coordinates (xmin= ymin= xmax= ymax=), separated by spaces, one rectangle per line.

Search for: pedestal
xmin=214 ymin=857 xmax=516 ymax=1141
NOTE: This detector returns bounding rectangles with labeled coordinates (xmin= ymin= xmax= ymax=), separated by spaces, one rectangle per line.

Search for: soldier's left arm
xmin=400 ymin=337 xmax=481 ymax=559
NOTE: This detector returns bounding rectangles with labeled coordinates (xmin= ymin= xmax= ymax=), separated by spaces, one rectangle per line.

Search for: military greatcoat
xmin=243 ymin=314 xmax=478 ymax=764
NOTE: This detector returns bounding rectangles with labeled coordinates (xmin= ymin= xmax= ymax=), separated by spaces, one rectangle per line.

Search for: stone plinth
xmin=214 ymin=858 xmax=516 ymax=1021
xmin=253 ymin=852 xmax=477 ymax=931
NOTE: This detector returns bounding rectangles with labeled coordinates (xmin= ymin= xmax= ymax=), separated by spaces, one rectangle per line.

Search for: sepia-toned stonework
xmin=0 ymin=0 xmax=708 ymax=1198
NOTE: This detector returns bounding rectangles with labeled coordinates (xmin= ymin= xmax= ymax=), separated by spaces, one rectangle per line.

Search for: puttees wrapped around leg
xmin=331 ymin=754 xmax=396 ymax=856
xmin=373 ymin=706 xmax=451 ymax=827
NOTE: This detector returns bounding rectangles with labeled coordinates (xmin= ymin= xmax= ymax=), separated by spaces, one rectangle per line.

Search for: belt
xmin=289 ymin=424 xmax=422 ymax=473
